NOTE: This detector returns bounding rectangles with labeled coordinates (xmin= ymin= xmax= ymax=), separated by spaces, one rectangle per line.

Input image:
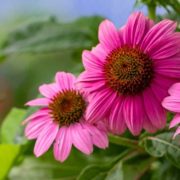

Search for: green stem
xmin=147 ymin=4 xmax=156 ymax=20
xmin=109 ymin=134 xmax=144 ymax=152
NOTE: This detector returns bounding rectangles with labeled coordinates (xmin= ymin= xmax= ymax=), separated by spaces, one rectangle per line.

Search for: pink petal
xmin=151 ymin=74 xmax=176 ymax=98
xmin=39 ymin=83 xmax=58 ymax=98
xmin=123 ymin=12 xmax=153 ymax=47
xmin=150 ymin=74 xmax=176 ymax=103
xmin=98 ymin=19 xmax=121 ymax=51
xmin=168 ymin=83 xmax=180 ymax=96
xmin=123 ymin=95 xmax=144 ymax=136
xmin=84 ymin=123 xmax=108 ymax=149
xmin=173 ymin=127 xmax=180 ymax=139
xmin=25 ymin=116 xmax=50 ymax=139
xmin=162 ymin=96 xmax=180 ymax=113
xmin=154 ymin=57 xmax=180 ymax=78
xmin=55 ymin=72 xmax=76 ymax=90
xmin=141 ymin=20 xmax=177 ymax=52
xmin=108 ymin=98 xmax=126 ymax=134
xmin=86 ymin=89 xmax=117 ymax=123
xmin=91 ymin=43 xmax=109 ymax=63
xmin=26 ymin=98 xmax=50 ymax=106
xmin=148 ymin=33 xmax=180 ymax=59
xmin=34 ymin=122 xmax=59 ymax=157
xmin=77 ymin=71 xmax=105 ymax=93
xmin=71 ymin=123 xmax=93 ymax=155
xmin=53 ymin=127 xmax=72 ymax=162
xmin=143 ymin=115 xmax=157 ymax=133
xmin=143 ymin=88 xmax=166 ymax=129
xmin=22 ymin=108 xmax=49 ymax=124
xmin=82 ymin=50 xmax=104 ymax=71
xmin=169 ymin=114 xmax=180 ymax=128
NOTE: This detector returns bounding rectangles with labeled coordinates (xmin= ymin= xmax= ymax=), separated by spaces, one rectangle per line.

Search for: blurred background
xmin=0 ymin=1 xmax=179 ymax=179
xmin=0 ymin=0 xmax=169 ymax=121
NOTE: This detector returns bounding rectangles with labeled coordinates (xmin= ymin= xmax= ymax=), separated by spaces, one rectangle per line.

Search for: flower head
xmin=162 ymin=83 xmax=180 ymax=138
xmin=23 ymin=72 xmax=108 ymax=162
xmin=77 ymin=12 xmax=180 ymax=135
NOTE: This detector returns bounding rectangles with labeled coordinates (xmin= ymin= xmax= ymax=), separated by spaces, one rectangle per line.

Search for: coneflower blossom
xmin=77 ymin=12 xmax=180 ymax=135
xmin=23 ymin=72 xmax=108 ymax=162
xmin=162 ymin=83 xmax=180 ymax=138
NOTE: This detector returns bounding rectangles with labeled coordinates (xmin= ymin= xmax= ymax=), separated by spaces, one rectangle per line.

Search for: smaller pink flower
xmin=23 ymin=72 xmax=108 ymax=162
xmin=162 ymin=83 xmax=180 ymax=138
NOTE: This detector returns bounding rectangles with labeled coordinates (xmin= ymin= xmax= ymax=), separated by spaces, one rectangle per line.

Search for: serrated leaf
xmin=140 ymin=132 xmax=180 ymax=168
xmin=0 ymin=108 xmax=26 ymax=144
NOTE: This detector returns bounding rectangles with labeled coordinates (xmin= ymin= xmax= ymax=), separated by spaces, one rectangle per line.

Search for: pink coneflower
xmin=23 ymin=72 xmax=108 ymax=162
xmin=77 ymin=12 xmax=180 ymax=135
xmin=162 ymin=83 xmax=180 ymax=138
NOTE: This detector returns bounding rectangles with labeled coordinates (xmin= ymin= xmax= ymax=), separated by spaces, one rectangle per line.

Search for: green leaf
xmin=0 ymin=108 xmax=26 ymax=144
xmin=140 ymin=132 xmax=180 ymax=168
xmin=9 ymin=148 xmax=110 ymax=180
xmin=0 ymin=144 xmax=20 ymax=180
xmin=151 ymin=160 xmax=180 ymax=180
xmin=105 ymin=162 xmax=123 ymax=180
xmin=122 ymin=156 xmax=155 ymax=180
xmin=77 ymin=165 xmax=107 ymax=180
xmin=77 ymin=150 xmax=136 ymax=180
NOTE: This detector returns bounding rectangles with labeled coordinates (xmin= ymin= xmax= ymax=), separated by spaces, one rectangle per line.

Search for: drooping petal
xmin=83 ymin=123 xmax=108 ymax=149
xmin=162 ymin=96 xmax=180 ymax=113
xmin=77 ymin=71 xmax=105 ymax=93
xmin=26 ymin=98 xmax=50 ymax=106
xmin=123 ymin=95 xmax=144 ymax=136
xmin=25 ymin=116 xmax=50 ymax=139
xmin=71 ymin=123 xmax=93 ymax=155
xmin=86 ymin=89 xmax=117 ymax=123
xmin=143 ymin=115 xmax=157 ymax=133
xmin=169 ymin=114 xmax=180 ymax=128
xmin=34 ymin=122 xmax=59 ymax=157
xmin=168 ymin=83 xmax=180 ymax=97
xmin=82 ymin=50 xmax=104 ymax=71
xmin=55 ymin=72 xmax=76 ymax=90
xmin=22 ymin=108 xmax=49 ymax=124
xmin=150 ymin=74 xmax=176 ymax=103
xmin=143 ymin=88 xmax=166 ymax=129
xmin=53 ymin=127 xmax=72 ymax=162
xmin=108 ymin=97 xmax=126 ymax=134
xmin=154 ymin=57 xmax=180 ymax=78
xmin=91 ymin=43 xmax=109 ymax=63
xmin=98 ymin=19 xmax=121 ymax=51
xmin=173 ymin=127 xmax=180 ymax=139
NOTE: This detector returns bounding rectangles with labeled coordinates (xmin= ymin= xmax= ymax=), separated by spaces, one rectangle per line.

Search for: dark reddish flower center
xmin=48 ymin=90 xmax=86 ymax=126
xmin=104 ymin=46 xmax=154 ymax=95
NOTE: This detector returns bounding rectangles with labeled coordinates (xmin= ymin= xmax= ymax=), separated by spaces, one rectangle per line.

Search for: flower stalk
xmin=109 ymin=134 xmax=144 ymax=152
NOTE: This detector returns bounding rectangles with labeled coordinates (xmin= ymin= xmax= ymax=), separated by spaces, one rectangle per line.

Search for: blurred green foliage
xmin=0 ymin=0 xmax=180 ymax=179
xmin=135 ymin=0 xmax=180 ymax=14
xmin=0 ymin=16 xmax=102 ymax=108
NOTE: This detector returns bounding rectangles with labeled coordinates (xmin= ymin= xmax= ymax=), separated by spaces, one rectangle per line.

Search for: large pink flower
xmin=23 ymin=72 xmax=108 ymax=162
xmin=162 ymin=83 xmax=180 ymax=138
xmin=77 ymin=12 xmax=180 ymax=135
